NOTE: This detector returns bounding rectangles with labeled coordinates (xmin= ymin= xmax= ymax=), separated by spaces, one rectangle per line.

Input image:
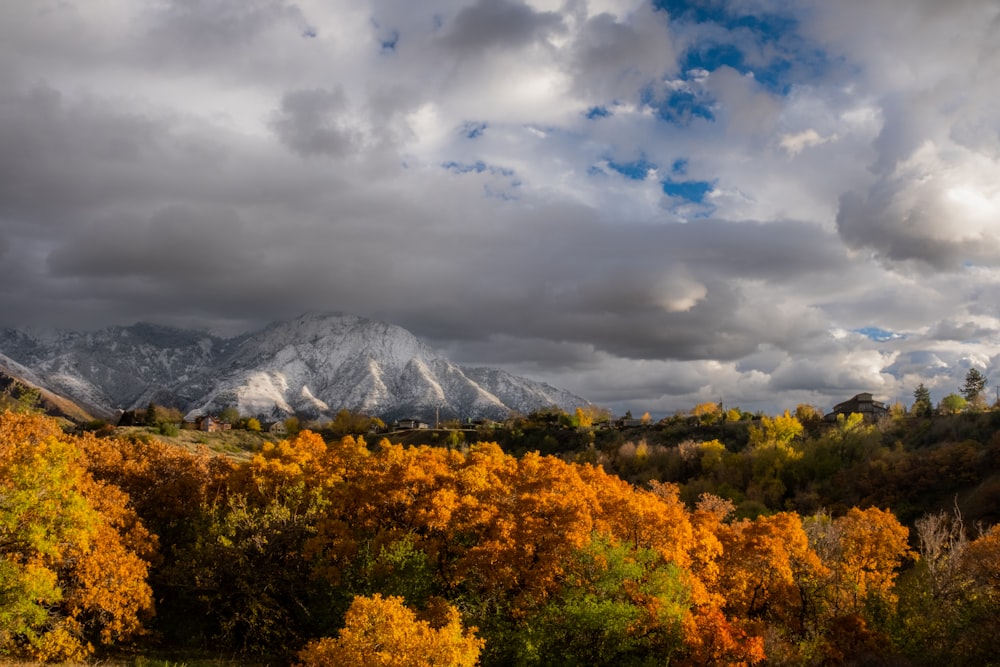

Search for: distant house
xmin=199 ymin=416 xmax=232 ymax=433
xmin=394 ymin=418 xmax=430 ymax=431
xmin=263 ymin=421 xmax=287 ymax=436
xmin=825 ymin=393 xmax=889 ymax=422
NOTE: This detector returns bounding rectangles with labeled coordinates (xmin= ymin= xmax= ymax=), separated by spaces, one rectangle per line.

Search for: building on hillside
xmin=263 ymin=421 xmax=287 ymax=436
xmin=199 ymin=416 xmax=232 ymax=432
xmin=393 ymin=418 xmax=429 ymax=430
xmin=824 ymin=393 xmax=889 ymax=422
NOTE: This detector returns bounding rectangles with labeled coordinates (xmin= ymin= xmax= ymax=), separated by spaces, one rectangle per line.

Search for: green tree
xmin=961 ymin=368 xmax=988 ymax=408
xmin=939 ymin=393 xmax=967 ymax=415
xmin=506 ymin=535 xmax=690 ymax=666
xmin=219 ymin=406 xmax=241 ymax=424
xmin=912 ymin=383 xmax=932 ymax=417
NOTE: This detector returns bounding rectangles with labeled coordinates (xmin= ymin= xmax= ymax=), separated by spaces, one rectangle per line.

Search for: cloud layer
xmin=3 ymin=0 xmax=1000 ymax=415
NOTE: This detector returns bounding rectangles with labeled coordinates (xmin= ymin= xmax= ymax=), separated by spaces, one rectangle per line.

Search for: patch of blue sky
xmin=380 ymin=30 xmax=399 ymax=51
xmin=659 ymin=1 xmax=831 ymax=96
xmin=854 ymin=327 xmax=905 ymax=342
xmin=683 ymin=43 xmax=744 ymax=72
xmin=462 ymin=121 xmax=487 ymax=139
xmin=671 ymin=158 xmax=688 ymax=176
xmin=653 ymin=0 xmax=728 ymax=25
xmin=607 ymin=157 xmax=657 ymax=181
xmin=661 ymin=178 xmax=713 ymax=204
xmin=645 ymin=86 xmax=716 ymax=125
xmin=681 ymin=35 xmax=797 ymax=95
xmin=585 ymin=106 xmax=611 ymax=119
xmin=442 ymin=160 xmax=487 ymax=174
xmin=301 ymin=26 xmax=317 ymax=39
xmin=655 ymin=0 xmax=796 ymax=42
xmin=442 ymin=161 xmax=515 ymax=178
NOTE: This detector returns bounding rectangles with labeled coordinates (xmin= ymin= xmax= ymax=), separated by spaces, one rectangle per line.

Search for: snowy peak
xmin=0 ymin=313 xmax=591 ymax=422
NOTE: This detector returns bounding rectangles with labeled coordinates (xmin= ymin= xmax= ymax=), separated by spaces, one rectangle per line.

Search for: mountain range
xmin=0 ymin=313 xmax=590 ymax=422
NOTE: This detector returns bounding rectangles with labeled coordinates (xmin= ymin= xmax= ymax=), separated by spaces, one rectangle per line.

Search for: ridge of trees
xmin=2 ymin=399 xmax=1000 ymax=665
xmin=0 ymin=389 xmax=1000 ymax=666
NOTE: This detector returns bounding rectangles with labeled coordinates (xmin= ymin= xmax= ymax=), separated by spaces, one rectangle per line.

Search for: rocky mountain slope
xmin=0 ymin=313 xmax=589 ymax=422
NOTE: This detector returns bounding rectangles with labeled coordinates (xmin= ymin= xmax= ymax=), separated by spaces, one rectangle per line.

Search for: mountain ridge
xmin=0 ymin=313 xmax=590 ymax=422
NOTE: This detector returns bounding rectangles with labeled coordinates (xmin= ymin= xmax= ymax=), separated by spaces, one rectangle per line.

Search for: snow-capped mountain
xmin=0 ymin=313 xmax=590 ymax=422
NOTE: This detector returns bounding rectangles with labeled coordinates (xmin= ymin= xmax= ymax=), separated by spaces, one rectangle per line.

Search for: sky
xmin=2 ymin=0 xmax=1000 ymax=417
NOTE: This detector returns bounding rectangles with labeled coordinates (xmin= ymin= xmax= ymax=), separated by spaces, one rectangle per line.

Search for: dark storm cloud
xmin=140 ymin=0 xmax=310 ymax=67
xmin=270 ymin=88 xmax=360 ymax=157
xmin=371 ymin=212 xmax=851 ymax=362
xmin=440 ymin=0 xmax=565 ymax=54
xmin=927 ymin=320 xmax=999 ymax=343
xmin=0 ymin=86 xmax=164 ymax=229
xmin=567 ymin=6 xmax=676 ymax=101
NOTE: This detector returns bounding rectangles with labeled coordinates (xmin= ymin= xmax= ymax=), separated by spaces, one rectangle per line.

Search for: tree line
xmin=2 ymin=404 xmax=1000 ymax=665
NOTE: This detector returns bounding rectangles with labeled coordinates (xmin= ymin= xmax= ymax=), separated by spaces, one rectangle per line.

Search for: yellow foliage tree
xmin=691 ymin=402 xmax=721 ymax=424
xmin=0 ymin=411 xmax=154 ymax=662
xmin=748 ymin=412 xmax=804 ymax=450
xmin=296 ymin=594 xmax=483 ymax=667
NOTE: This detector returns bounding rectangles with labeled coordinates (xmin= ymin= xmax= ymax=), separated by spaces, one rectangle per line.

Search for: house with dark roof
xmin=824 ymin=392 xmax=889 ymax=422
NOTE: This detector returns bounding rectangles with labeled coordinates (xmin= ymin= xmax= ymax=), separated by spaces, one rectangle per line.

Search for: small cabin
xmin=825 ymin=393 xmax=889 ymax=422
xmin=263 ymin=421 xmax=288 ymax=436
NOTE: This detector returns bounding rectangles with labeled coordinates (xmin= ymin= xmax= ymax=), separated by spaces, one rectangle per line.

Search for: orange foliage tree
xmin=714 ymin=511 xmax=826 ymax=634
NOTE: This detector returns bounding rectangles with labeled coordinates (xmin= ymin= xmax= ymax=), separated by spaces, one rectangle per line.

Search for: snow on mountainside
xmin=0 ymin=323 xmax=222 ymax=419
xmin=0 ymin=313 xmax=591 ymax=422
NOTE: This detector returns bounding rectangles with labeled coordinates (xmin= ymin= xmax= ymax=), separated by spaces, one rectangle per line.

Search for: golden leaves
xmin=296 ymin=594 xmax=483 ymax=667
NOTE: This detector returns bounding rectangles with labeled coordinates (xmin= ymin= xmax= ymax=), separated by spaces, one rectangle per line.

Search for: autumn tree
xmin=680 ymin=607 xmax=765 ymax=667
xmin=0 ymin=411 xmax=154 ymax=662
xmin=794 ymin=403 xmax=823 ymax=425
xmin=811 ymin=507 xmax=913 ymax=617
xmin=748 ymin=412 xmax=804 ymax=450
xmin=714 ymin=512 xmax=825 ymax=630
xmin=692 ymin=402 xmax=720 ymax=424
xmin=296 ymin=594 xmax=483 ymax=667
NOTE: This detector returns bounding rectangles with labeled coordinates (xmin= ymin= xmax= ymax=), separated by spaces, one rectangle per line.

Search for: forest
xmin=1 ymin=397 xmax=999 ymax=666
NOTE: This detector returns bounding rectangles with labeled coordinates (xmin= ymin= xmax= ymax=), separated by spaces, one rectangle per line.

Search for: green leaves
xmin=509 ymin=535 xmax=689 ymax=666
